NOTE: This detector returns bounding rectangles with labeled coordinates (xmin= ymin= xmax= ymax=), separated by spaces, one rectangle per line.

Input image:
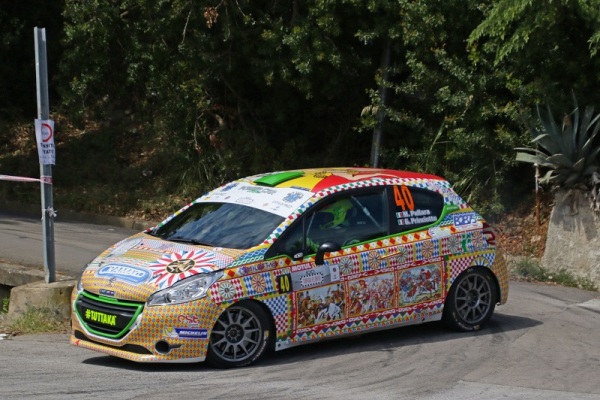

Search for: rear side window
xmin=389 ymin=185 xmax=444 ymax=234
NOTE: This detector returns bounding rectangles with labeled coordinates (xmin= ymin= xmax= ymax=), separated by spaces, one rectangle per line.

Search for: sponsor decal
xmin=428 ymin=226 xmax=451 ymax=239
xmin=84 ymin=309 xmax=117 ymax=326
xmin=177 ymin=314 xmax=200 ymax=328
xmin=236 ymin=197 xmax=254 ymax=205
xmin=174 ymin=328 xmax=208 ymax=339
xmin=221 ymin=183 xmax=238 ymax=192
xmin=282 ymin=192 xmax=305 ymax=203
xmin=99 ymin=289 xmax=115 ymax=297
xmin=452 ymin=213 xmax=482 ymax=231
xmin=97 ymin=264 xmax=150 ymax=284
xmin=329 ymin=263 xmax=340 ymax=281
xmin=239 ymin=185 xmax=277 ymax=195
xmin=291 ymin=264 xmax=333 ymax=289
xmin=300 ymin=272 xmax=324 ymax=287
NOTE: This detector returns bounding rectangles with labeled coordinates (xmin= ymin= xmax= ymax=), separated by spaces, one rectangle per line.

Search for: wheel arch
xmin=231 ymin=298 xmax=277 ymax=349
xmin=468 ymin=264 xmax=502 ymax=305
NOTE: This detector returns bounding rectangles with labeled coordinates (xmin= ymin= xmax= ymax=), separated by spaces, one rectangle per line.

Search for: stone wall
xmin=542 ymin=189 xmax=600 ymax=289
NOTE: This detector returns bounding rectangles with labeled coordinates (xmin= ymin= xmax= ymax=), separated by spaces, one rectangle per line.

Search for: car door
xmin=268 ymin=188 xmax=390 ymax=340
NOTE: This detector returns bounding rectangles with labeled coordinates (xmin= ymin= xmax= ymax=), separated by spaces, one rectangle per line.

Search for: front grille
xmin=75 ymin=291 xmax=144 ymax=339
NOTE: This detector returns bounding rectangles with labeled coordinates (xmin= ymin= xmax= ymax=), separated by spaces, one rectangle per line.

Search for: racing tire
xmin=206 ymin=301 xmax=272 ymax=368
xmin=442 ymin=267 xmax=497 ymax=332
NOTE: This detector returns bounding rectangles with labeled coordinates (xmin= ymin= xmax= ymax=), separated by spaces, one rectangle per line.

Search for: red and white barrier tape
xmin=0 ymin=174 xmax=41 ymax=183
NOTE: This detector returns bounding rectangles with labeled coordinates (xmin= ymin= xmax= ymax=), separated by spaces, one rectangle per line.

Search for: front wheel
xmin=443 ymin=267 xmax=497 ymax=332
xmin=206 ymin=301 xmax=272 ymax=368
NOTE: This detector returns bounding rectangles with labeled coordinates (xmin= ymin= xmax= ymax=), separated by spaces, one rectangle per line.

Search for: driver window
xmin=275 ymin=190 xmax=387 ymax=259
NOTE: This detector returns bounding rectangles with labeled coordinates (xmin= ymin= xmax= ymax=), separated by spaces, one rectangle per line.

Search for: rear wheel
xmin=206 ymin=301 xmax=272 ymax=368
xmin=443 ymin=267 xmax=497 ymax=331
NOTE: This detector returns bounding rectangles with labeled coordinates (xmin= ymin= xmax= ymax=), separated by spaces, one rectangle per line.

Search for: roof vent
xmin=254 ymin=171 xmax=304 ymax=187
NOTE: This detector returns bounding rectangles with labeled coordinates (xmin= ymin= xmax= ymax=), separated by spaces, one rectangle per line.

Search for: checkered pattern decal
xmin=264 ymin=295 xmax=291 ymax=335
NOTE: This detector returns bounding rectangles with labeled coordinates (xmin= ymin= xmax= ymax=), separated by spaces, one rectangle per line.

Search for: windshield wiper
xmin=168 ymin=236 xmax=211 ymax=246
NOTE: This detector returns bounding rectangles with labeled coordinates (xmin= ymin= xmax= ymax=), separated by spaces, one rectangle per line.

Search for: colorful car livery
xmin=71 ymin=167 xmax=509 ymax=367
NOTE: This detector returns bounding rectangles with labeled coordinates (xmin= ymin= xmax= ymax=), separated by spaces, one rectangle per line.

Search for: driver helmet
xmin=319 ymin=199 xmax=353 ymax=230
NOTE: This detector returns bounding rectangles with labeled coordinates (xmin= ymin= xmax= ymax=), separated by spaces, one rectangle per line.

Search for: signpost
xmin=34 ymin=27 xmax=56 ymax=283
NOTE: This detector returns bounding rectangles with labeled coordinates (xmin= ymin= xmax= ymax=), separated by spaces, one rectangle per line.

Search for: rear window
xmin=390 ymin=185 xmax=444 ymax=233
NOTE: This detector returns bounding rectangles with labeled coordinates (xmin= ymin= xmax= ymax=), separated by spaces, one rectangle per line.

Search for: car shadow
xmin=81 ymin=312 xmax=540 ymax=372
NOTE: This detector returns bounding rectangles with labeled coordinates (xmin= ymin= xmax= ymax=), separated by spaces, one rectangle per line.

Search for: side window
xmin=389 ymin=185 xmax=444 ymax=234
xmin=277 ymin=219 xmax=304 ymax=258
xmin=271 ymin=190 xmax=388 ymax=259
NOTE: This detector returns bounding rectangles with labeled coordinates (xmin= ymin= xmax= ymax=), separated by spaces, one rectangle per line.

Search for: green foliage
xmin=513 ymin=258 xmax=598 ymax=291
xmin=516 ymin=95 xmax=600 ymax=189
xmin=1 ymin=297 xmax=8 ymax=314
xmin=3 ymin=306 xmax=70 ymax=334
xmin=4 ymin=0 xmax=600 ymax=219
xmin=468 ymin=0 xmax=600 ymax=108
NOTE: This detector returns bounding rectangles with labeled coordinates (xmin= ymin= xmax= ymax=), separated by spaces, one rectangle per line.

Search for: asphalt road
xmin=0 ymin=281 xmax=599 ymax=399
xmin=1 ymin=210 xmax=600 ymax=399
xmin=0 ymin=210 xmax=139 ymax=277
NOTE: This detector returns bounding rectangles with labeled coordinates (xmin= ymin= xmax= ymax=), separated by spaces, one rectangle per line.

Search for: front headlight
xmin=147 ymin=271 xmax=223 ymax=306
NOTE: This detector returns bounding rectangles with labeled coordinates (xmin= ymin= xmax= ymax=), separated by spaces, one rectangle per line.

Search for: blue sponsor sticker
xmin=97 ymin=264 xmax=150 ymax=284
xmin=452 ymin=213 xmax=478 ymax=227
xmin=174 ymin=328 xmax=209 ymax=339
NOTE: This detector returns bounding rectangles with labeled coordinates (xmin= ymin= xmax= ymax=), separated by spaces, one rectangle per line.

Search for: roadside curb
xmin=0 ymin=262 xmax=75 ymax=326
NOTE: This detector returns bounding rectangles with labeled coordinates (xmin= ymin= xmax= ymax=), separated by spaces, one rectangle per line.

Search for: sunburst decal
xmin=251 ymin=274 xmax=267 ymax=293
xmin=339 ymin=256 xmax=353 ymax=275
xmin=421 ymin=240 xmax=434 ymax=259
xmin=218 ymin=281 xmax=236 ymax=300
xmin=448 ymin=235 xmax=462 ymax=253
xmin=396 ymin=246 xmax=409 ymax=264
xmin=148 ymin=250 xmax=215 ymax=288
xmin=368 ymin=251 xmax=381 ymax=269
xmin=471 ymin=231 xmax=484 ymax=250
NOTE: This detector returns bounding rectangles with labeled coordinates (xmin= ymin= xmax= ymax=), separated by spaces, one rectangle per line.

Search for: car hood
xmin=80 ymin=233 xmax=240 ymax=302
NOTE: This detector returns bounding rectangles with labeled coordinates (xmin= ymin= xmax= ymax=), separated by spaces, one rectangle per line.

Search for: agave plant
xmin=516 ymin=95 xmax=600 ymax=189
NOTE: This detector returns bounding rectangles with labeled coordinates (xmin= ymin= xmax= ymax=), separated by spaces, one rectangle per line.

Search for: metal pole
xmin=34 ymin=27 xmax=55 ymax=283
xmin=370 ymin=39 xmax=391 ymax=168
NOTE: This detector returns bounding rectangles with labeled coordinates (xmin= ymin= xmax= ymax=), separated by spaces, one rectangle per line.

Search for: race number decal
xmin=277 ymin=273 xmax=292 ymax=293
xmin=394 ymin=185 xmax=415 ymax=211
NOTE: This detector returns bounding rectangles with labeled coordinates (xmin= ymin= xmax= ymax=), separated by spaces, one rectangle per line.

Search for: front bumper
xmin=70 ymin=289 xmax=222 ymax=363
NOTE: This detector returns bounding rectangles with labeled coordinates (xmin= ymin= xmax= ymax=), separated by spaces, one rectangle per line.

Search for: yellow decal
xmin=85 ymin=309 xmax=117 ymax=326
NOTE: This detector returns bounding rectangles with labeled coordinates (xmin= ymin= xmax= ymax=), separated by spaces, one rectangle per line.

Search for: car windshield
xmin=153 ymin=202 xmax=285 ymax=250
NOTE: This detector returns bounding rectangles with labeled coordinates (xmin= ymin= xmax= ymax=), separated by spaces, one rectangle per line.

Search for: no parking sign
xmin=35 ymin=119 xmax=55 ymax=165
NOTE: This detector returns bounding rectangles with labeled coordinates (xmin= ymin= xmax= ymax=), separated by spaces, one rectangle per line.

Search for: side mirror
xmin=315 ymin=241 xmax=341 ymax=265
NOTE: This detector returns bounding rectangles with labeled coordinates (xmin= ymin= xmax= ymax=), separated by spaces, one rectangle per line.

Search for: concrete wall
xmin=542 ymin=189 xmax=600 ymax=289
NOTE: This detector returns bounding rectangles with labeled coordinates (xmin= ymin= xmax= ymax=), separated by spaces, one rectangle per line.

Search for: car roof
xmin=248 ymin=167 xmax=446 ymax=193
